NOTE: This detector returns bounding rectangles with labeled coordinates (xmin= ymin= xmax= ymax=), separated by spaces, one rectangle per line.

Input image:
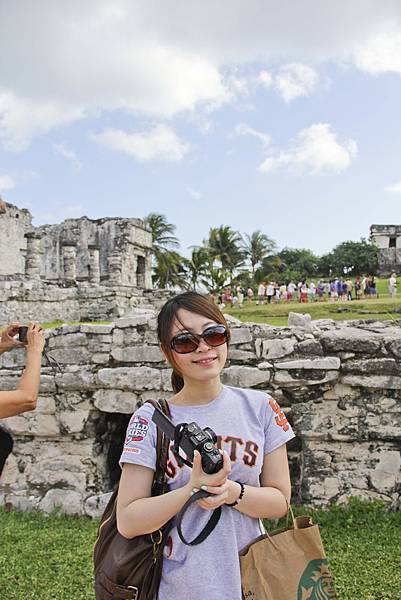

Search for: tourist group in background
xmin=217 ymin=273 xmax=398 ymax=309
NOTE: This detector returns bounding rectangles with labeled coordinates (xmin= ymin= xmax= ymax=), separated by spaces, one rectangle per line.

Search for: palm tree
xmin=143 ymin=213 xmax=179 ymax=251
xmin=200 ymin=263 xmax=231 ymax=293
xmin=242 ymin=231 xmax=276 ymax=275
xmin=185 ymin=247 xmax=209 ymax=289
xmin=204 ymin=225 xmax=245 ymax=281
xmin=143 ymin=213 xmax=184 ymax=288
xmin=153 ymin=249 xmax=188 ymax=289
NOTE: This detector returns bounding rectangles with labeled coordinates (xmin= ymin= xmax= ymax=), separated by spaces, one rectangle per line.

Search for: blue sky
xmin=1 ymin=1 xmax=401 ymax=258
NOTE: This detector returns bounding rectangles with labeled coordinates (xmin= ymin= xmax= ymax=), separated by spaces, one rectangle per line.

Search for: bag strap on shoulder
xmin=145 ymin=399 xmax=171 ymax=496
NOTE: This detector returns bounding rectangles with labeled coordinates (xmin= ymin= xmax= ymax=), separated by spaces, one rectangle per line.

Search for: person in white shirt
xmin=266 ymin=282 xmax=274 ymax=304
xmin=389 ymin=273 xmax=397 ymax=298
xmin=279 ymin=283 xmax=287 ymax=302
xmin=309 ymin=281 xmax=316 ymax=302
xmin=256 ymin=282 xmax=266 ymax=305
xmin=287 ymin=281 xmax=296 ymax=302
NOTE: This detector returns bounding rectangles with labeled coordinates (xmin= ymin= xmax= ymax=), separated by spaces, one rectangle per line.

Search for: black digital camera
xmin=18 ymin=326 xmax=28 ymax=343
xmin=152 ymin=406 xmax=223 ymax=474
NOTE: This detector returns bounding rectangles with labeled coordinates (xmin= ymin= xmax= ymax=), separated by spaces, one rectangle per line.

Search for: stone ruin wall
xmin=0 ymin=203 xmax=32 ymax=276
xmin=0 ymin=313 xmax=400 ymax=517
xmin=0 ymin=279 xmax=174 ymax=324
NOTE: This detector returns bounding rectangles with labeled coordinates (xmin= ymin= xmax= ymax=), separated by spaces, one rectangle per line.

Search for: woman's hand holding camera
xmin=187 ymin=449 xmax=234 ymax=510
xmin=25 ymin=323 xmax=45 ymax=355
xmin=0 ymin=322 xmax=24 ymax=353
xmin=0 ymin=323 xmax=45 ymax=419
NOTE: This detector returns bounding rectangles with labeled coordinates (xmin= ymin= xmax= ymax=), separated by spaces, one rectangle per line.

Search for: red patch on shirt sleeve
xmin=268 ymin=397 xmax=289 ymax=432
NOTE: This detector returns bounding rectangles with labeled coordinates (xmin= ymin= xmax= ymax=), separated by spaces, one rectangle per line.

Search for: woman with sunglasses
xmin=117 ymin=291 xmax=295 ymax=600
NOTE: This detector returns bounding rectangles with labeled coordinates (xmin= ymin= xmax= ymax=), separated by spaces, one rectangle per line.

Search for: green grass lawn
xmin=0 ymin=499 xmax=399 ymax=599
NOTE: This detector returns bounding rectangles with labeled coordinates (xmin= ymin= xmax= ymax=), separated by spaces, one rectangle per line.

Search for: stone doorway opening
xmin=95 ymin=412 xmax=131 ymax=490
xmin=136 ymin=255 xmax=145 ymax=287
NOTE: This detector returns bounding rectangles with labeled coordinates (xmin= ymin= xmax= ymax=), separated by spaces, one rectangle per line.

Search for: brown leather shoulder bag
xmin=93 ymin=399 xmax=172 ymax=600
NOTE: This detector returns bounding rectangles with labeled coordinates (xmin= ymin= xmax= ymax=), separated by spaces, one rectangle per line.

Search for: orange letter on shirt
xmin=268 ymin=398 xmax=289 ymax=432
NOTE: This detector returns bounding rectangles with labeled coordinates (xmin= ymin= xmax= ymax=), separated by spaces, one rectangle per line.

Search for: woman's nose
xmin=195 ymin=337 xmax=211 ymax=352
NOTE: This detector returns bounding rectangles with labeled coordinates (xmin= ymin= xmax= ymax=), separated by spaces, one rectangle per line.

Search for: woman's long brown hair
xmin=157 ymin=291 xmax=230 ymax=393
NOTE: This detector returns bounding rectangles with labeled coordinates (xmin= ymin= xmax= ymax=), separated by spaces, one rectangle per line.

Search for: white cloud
xmin=259 ymin=123 xmax=357 ymax=175
xmin=385 ymin=181 xmax=401 ymax=193
xmin=187 ymin=187 xmax=203 ymax=200
xmin=354 ymin=29 xmax=401 ymax=75
xmin=235 ymin=123 xmax=272 ymax=148
xmin=274 ymin=63 xmax=320 ymax=102
xmin=258 ymin=70 xmax=273 ymax=88
xmin=53 ymin=143 xmax=82 ymax=169
xmin=92 ymin=124 xmax=189 ymax=162
xmin=2 ymin=1 xmax=401 ymax=147
xmin=0 ymin=174 xmax=16 ymax=191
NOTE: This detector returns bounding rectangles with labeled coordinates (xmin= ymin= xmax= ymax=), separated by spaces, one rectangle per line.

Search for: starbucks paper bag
xmin=240 ymin=512 xmax=337 ymax=600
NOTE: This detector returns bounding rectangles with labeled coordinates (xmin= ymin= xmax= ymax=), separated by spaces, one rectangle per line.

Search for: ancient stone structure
xmin=0 ymin=313 xmax=400 ymax=517
xmin=370 ymin=224 xmax=401 ymax=275
xmin=0 ymin=201 xmax=32 ymax=277
xmin=0 ymin=199 xmax=156 ymax=323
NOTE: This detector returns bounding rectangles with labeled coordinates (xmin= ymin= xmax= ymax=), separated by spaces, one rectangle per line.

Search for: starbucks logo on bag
xmin=297 ymin=559 xmax=336 ymax=600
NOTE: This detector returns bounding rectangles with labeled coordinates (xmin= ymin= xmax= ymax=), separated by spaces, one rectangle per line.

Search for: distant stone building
xmin=370 ymin=224 xmax=401 ymax=275
xmin=0 ymin=199 xmax=153 ymax=287
xmin=0 ymin=199 xmax=158 ymax=323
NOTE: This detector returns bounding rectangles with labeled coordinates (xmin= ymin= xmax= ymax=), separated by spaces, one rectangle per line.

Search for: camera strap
xmin=176 ymin=490 xmax=222 ymax=546
xmin=172 ymin=423 xmax=193 ymax=469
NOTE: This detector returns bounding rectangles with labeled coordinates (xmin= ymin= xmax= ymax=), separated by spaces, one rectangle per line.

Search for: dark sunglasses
xmin=170 ymin=324 xmax=228 ymax=354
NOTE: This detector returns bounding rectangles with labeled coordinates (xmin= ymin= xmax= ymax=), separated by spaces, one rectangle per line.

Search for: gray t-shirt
xmin=120 ymin=385 xmax=296 ymax=600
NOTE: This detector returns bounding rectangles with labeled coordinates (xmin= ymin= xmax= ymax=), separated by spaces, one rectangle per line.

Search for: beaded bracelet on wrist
xmin=226 ymin=481 xmax=245 ymax=507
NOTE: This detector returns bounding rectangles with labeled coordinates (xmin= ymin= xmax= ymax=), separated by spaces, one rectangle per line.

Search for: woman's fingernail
xmin=200 ymin=485 xmax=208 ymax=491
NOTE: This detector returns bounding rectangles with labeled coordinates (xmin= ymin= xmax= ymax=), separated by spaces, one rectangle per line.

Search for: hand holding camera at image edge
xmin=0 ymin=322 xmax=45 ymax=419
xmin=0 ymin=322 xmax=24 ymax=353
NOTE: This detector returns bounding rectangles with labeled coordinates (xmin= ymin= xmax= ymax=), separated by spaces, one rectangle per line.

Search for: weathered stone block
xmin=80 ymin=324 xmax=114 ymax=334
xmin=115 ymin=315 xmax=153 ymax=328
xmin=369 ymin=451 xmax=401 ymax=493
xmin=84 ymin=492 xmax=113 ymax=518
xmin=229 ymin=328 xmax=253 ymax=345
xmin=111 ymin=345 xmax=163 ymax=363
xmin=262 ymin=338 xmax=295 ymax=359
xmin=228 ymin=349 xmax=256 ymax=361
xmin=320 ymin=328 xmax=382 ymax=354
xmin=48 ymin=332 xmax=88 ymax=348
xmin=221 ymin=366 xmax=271 ymax=387
xmin=0 ymin=454 xmax=18 ymax=485
xmin=288 ymin=312 xmax=312 ymax=330
xmin=48 ymin=346 xmax=91 ymax=364
xmin=276 ymin=357 xmax=341 ymax=370
xmin=39 ymin=489 xmax=84 ymax=516
xmin=96 ymin=367 xmax=162 ymax=391
xmin=341 ymin=374 xmax=401 ymax=389
xmin=57 ymin=370 xmax=95 ymax=390
xmin=297 ymin=339 xmax=324 ymax=355
xmin=341 ymin=358 xmax=400 ymax=375
xmin=274 ymin=370 xmax=338 ymax=387
xmin=93 ymin=389 xmax=139 ymax=413
xmin=36 ymin=396 xmax=56 ymax=414
xmin=5 ymin=414 xmax=59 ymax=436
xmin=161 ymin=368 xmax=173 ymax=391
xmin=91 ymin=353 xmax=110 ymax=364
xmin=59 ymin=410 xmax=90 ymax=434
xmin=27 ymin=456 xmax=87 ymax=490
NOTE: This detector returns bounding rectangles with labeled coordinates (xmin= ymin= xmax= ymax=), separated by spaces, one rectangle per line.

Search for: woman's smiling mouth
xmin=192 ymin=356 xmax=217 ymax=366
